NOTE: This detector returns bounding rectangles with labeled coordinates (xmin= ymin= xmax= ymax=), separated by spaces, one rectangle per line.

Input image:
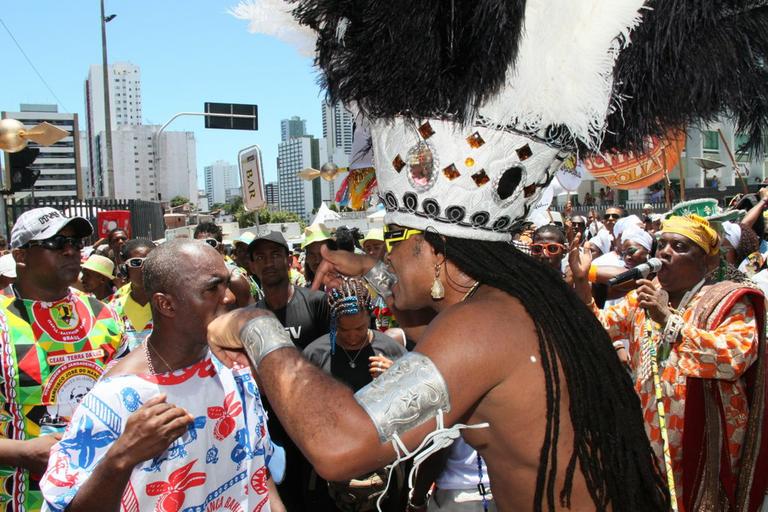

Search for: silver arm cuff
xmin=354 ymin=352 xmax=450 ymax=442
xmin=363 ymin=260 xmax=398 ymax=299
xmin=239 ymin=314 xmax=295 ymax=367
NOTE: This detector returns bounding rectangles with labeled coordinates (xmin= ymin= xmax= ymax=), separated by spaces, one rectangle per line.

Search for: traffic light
xmin=8 ymin=147 xmax=40 ymax=192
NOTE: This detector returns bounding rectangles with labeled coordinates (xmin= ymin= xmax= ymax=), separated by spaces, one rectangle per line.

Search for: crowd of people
xmin=2 ymin=0 xmax=768 ymax=509
xmin=1 ymin=188 xmax=766 ymax=511
xmin=0 ymin=208 xmax=475 ymax=511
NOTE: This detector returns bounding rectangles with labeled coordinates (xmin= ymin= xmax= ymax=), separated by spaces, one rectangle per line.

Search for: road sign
xmin=239 ymin=146 xmax=265 ymax=211
xmin=204 ymin=103 xmax=258 ymax=131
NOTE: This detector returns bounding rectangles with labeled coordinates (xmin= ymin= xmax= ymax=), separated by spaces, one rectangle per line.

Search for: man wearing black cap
xmin=248 ymin=230 xmax=330 ymax=510
xmin=0 ymin=207 xmax=123 ymax=511
xmin=249 ymin=231 xmax=329 ymax=350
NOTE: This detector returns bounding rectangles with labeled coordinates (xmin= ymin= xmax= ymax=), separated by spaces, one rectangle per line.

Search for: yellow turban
xmin=660 ymin=214 xmax=720 ymax=256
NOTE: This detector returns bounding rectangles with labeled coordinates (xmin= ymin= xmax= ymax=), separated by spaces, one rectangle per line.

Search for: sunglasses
xmin=125 ymin=257 xmax=146 ymax=269
xmin=383 ymin=226 xmax=423 ymax=253
xmin=603 ymin=213 xmax=621 ymax=220
xmin=203 ymin=238 xmax=219 ymax=248
xmin=529 ymin=242 xmax=566 ymax=257
xmin=24 ymin=235 xmax=85 ymax=251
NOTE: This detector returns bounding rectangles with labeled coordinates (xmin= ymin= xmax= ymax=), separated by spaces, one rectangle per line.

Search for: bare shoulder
xmin=417 ymin=286 xmax=539 ymax=384
xmin=422 ymin=286 xmax=536 ymax=349
xmin=103 ymin=349 xmax=147 ymax=378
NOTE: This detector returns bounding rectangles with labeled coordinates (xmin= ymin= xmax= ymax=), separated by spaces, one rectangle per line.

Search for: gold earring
xmin=431 ymin=263 xmax=445 ymax=300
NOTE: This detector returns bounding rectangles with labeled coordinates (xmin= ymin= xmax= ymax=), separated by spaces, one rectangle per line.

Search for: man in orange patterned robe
xmin=571 ymin=215 xmax=768 ymax=512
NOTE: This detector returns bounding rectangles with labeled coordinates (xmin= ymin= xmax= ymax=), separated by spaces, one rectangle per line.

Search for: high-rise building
xmin=281 ymin=116 xmax=307 ymax=142
xmin=277 ymin=135 xmax=321 ymax=221
xmin=105 ymin=125 xmax=197 ymax=202
xmin=84 ymin=62 xmax=142 ymax=196
xmin=204 ymin=160 xmax=240 ymax=207
xmin=2 ymin=104 xmax=82 ymax=199
xmin=265 ymin=182 xmax=279 ymax=209
xmin=322 ymin=101 xmax=354 ymax=165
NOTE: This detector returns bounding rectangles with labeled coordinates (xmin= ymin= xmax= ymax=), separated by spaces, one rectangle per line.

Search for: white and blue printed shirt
xmin=41 ymin=353 xmax=272 ymax=512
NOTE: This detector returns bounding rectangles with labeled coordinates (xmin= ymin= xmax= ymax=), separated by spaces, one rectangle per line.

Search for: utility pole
xmin=100 ymin=0 xmax=115 ymax=198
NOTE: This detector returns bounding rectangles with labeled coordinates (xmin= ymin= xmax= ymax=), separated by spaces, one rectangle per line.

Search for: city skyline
xmin=1 ymin=1 xmax=323 ymax=191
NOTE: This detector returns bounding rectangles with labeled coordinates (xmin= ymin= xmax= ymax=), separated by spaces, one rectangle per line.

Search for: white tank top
xmin=435 ymin=438 xmax=491 ymax=490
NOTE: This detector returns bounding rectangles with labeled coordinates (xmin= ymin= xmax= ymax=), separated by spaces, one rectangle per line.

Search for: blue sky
xmin=0 ymin=0 xmax=324 ymax=189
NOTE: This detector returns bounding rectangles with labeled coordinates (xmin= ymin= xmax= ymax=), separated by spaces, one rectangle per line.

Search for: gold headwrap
xmin=660 ymin=214 xmax=720 ymax=256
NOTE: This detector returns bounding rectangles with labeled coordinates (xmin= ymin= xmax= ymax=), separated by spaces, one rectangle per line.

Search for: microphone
xmin=607 ymin=258 xmax=663 ymax=287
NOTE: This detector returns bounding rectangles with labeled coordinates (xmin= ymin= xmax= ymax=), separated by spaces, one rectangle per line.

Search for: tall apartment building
xmin=84 ymin=62 xmax=142 ymax=196
xmin=204 ymin=160 xmax=240 ymax=207
xmin=277 ymin=135 xmax=321 ymax=221
xmin=265 ymin=182 xmax=279 ymax=209
xmin=321 ymin=101 xmax=354 ymax=165
xmin=281 ymin=116 xmax=307 ymax=142
xmin=2 ymin=104 xmax=82 ymax=199
xmin=106 ymin=125 xmax=197 ymax=202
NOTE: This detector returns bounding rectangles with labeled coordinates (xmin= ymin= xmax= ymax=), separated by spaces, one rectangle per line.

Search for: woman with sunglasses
xmin=110 ymin=239 xmax=156 ymax=357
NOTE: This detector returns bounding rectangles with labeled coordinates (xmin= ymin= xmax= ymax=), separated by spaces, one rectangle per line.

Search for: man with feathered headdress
xmin=208 ymin=1 xmax=768 ymax=510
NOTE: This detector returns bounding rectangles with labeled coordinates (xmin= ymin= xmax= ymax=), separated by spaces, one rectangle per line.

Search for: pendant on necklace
xmin=349 ymin=361 xmax=356 ymax=368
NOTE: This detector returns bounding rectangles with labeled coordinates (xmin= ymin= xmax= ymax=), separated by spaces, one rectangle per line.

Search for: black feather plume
xmin=290 ymin=0 xmax=526 ymax=122
xmin=603 ymin=0 xmax=768 ymax=156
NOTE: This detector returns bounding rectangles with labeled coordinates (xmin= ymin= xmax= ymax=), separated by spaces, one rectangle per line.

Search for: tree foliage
xmin=170 ymin=196 xmax=189 ymax=207
xmin=234 ymin=204 xmax=305 ymax=229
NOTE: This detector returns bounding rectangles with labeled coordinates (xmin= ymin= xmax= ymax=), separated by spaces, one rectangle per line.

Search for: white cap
xmin=0 ymin=254 xmax=17 ymax=278
xmin=10 ymin=207 xmax=92 ymax=249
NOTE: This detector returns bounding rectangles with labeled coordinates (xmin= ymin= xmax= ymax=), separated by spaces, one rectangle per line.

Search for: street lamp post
xmin=100 ymin=0 xmax=116 ymax=198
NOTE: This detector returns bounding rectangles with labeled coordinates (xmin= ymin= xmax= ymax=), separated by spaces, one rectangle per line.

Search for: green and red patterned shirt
xmin=0 ymin=288 xmax=123 ymax=511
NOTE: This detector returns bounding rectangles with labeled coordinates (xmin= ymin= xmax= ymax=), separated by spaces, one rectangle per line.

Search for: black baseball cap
xmin=248 ymin=231 xmax=289 ymax=256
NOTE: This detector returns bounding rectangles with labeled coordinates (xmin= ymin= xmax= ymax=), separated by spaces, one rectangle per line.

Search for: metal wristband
xmin=354 ymin=352 xmax=450 ymax=442
xmin=363 ymin=260 xmax=398 ymax=299
xmin=239 ymin=315 xmax=295 ymax=367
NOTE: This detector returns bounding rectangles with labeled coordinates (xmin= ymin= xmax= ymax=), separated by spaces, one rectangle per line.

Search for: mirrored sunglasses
xmin=383 ymin=226 xmax=424 ymax=253
xmin=529 ymin=242 xmax=566 ymax=257
xmin=24 ymin=235 xmax=85 ymax=251
xmin=125 ymin=257 xmax=146 ymax=269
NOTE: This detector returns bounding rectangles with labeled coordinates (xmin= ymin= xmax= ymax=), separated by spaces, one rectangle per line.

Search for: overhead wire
xmin=0 ymin=17 xmax=70 ymax=112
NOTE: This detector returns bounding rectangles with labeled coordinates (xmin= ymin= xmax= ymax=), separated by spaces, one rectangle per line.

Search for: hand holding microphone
xmin=607 ymin=258 xmax=663 ymax=287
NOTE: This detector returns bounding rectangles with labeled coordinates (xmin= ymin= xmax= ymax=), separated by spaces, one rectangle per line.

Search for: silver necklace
xmin=339 ymin=330 xmax=372 ymax=368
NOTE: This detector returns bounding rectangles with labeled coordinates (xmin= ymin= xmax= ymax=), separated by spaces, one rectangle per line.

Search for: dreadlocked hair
xmin=423 ymin=232 xmax=669 ymax=512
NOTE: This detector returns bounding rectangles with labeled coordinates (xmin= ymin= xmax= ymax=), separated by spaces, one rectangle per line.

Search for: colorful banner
xmin=584 ymin=130 xmax=686 ymax=190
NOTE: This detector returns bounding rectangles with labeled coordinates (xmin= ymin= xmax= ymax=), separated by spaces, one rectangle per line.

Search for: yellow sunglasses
xmin=383 ymin=225 xmax=424 ymax=253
